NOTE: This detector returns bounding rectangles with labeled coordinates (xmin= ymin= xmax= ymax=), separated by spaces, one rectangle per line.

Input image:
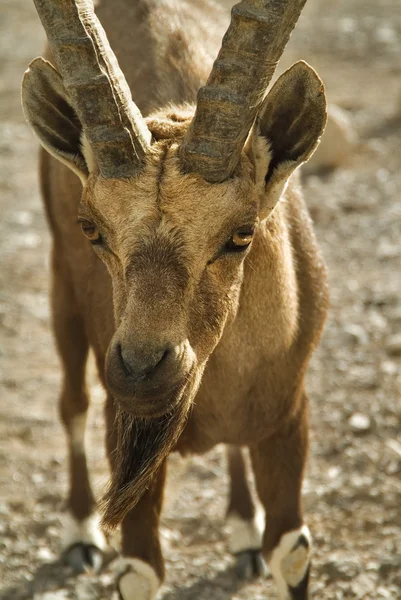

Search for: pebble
xmin=351 ymin=572 xmax=377 ymax=595
xmin=381 ymin=360 xmax=398 ymax=375
xmin=386 ymin=334 xmax=401 ymax=357
xmin=36 ymin=546 xmax=55 ymax=562
xmin=342 ymin=323 xmax=368 ymax=345
xmin=388 ymin=306 xmax=401 ymax=324
xmin=0 ymin=502 xmax=10 ymax=516
xmin=349 ymin=365 xmax=378 ymax=389
xmin=377 ymin=586 xmax=394 ymax=598
xmin=378 ymin=241 xmax=400 ymax=260
xmin=348 ymin=412 xmax=371 ymax=433
xmin=9 ymin=210 xmax=33 ymax=226
xmin=322 ymin=553 xmax=362 ymax=581
xmin=380 ymin=557 xmax=401 ymax=578
xmin=75 ymin=579 xmax=99 ymax=600
xmin=34 ymin=591 xmax=71 ymax=600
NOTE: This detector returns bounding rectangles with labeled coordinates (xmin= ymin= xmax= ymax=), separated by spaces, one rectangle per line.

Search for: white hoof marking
xmin=226 ymin=511 xmax=263 ymax=554
xmin=118 ymin=558 xmax=160 ymax=600
xmin=269 ymin=524 xmax=311 ymax=599
xmin=62 ymin=512 xmax=107 ymax=551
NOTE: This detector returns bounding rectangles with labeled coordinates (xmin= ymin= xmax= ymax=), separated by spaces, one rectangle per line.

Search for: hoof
xmin=64 ymin=542 xmax=104 ymax=574
xmin=61 ymin=512 xmax=107 ymax=573
xmin=270 ymin=525 xmax=312 ymax=600
xmin=235 ymin=549 xmax=268 ymax=580
xmin=117 ymin=558 xmax=160 ymax=600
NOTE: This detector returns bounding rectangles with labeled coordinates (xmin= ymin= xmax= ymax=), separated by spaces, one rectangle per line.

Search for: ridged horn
xmin=33 ymin=0 xmax=151 ymax=179
xmin=181 ymin=0 xmax=307 ymax=183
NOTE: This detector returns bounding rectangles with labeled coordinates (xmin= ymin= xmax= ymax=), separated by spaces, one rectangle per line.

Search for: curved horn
xmin=181 ymin=0 xmax=307 ymax=183
xmin=33 ymin=0 xmax=151 ymax=179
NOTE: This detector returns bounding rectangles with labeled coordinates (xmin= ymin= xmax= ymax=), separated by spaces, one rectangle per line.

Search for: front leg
xmin=105 ymin=397 xmax=165 ymax=600
xmin=225 ymin=445 xmax=266 ymax=579
xmin=250 ymin=396 xmax=311 ymax=599
xmin=117 ymin=460 xmax=166 ymax=600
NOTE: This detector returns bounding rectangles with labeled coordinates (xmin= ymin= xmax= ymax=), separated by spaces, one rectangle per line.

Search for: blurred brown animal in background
xmin=22 ymin=0 xmax=328 ymax=598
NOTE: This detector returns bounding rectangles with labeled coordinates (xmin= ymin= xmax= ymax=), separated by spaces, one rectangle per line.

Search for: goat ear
xmin=248 ymin=61 xmax=327 ymax=219
xmin=22 ymin=57 xmax=93 ymax=184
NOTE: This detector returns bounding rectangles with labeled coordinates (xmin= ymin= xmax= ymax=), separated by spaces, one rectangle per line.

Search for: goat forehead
xmin=126 ymin=227 xmax=189 ymax=280
xmin=87 ymin=145 xmax=257 ymax=247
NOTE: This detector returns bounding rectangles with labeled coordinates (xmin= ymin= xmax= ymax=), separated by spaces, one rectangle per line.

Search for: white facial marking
xmin=225 ymin=511 xmax=264 ymax=554
xmin=69 ymin=413 xmax=87 ymax=455
xmin=62 ymin=512 xmax=107 ymax=551
xmin=269 ymin=524 xmax=311 ymax=600
xmin=118 ymin=558 xmax=160 ymax=600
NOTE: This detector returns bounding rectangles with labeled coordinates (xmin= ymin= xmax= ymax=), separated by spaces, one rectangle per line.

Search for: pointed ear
xmin=247 ymin=61 xmax=327 ymax=219
xmin=22 ymin=57 xmax=96 ymax=184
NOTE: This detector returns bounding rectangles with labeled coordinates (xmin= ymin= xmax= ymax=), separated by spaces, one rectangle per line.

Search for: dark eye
xmin=225 ymin=227 xmax=254 ymax=252
xmin=79 ymin=219 xmax=102 ymax=244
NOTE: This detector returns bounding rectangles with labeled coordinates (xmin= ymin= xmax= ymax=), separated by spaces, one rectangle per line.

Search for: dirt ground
xmin=1 ymin=0 xmax=400 ymax=599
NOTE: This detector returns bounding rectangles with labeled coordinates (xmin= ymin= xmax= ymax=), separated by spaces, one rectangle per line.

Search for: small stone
xmin=75 ymin=579 xmax=98 ymax=600
xmin=386 ymin=439 xmax=401 ymax=459
xmin=377 ymin=587 xmax=393 ymax=598
xmin=9 ymin=210 xmax=33 ymax=226
xmin=381 ymin=360 xmax=398 ymax=375
xmin=386 ymin=334 xmax=401 ymax=356
xmin=322 ymin=554 xmax=361 ymax=581
xmin=31 ymin=472 xmax=45 ymax=485
xmin=0 ymin=502 xmax=10 ymax=516
xmin=99 ymin=573 xmax=115 ymax=587
xmin=378 ymin=241 xmax=400 ymax=260
xmin=349 ymin=365 xmax=378 ymax=389
xmin=380 ymin=557 xmax=401 ymax=578
xmin=303 ymin=489 xmax=320 ymax=510
xmin=342 ymin=323 xmax=368 ymax=345
xmin=388 ymin=306 xmax=401 ymax=324
xmin=369 ymin=310 xmax=388 ymax=331
xmin=351 ymin=572 xmax=377 ymax=596
xmin=349 ymin=412 xmax=371 ymax=433
xmin=36 ymin=546 xmax=55 ymax=562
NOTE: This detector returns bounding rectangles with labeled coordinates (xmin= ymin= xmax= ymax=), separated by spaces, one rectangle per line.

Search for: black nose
xmin=117 ymin=343 xmax=170 ymax=382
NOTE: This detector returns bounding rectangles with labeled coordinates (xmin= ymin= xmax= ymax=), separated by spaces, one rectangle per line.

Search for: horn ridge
xmin=181 ymin=0 xmax=307 ymax=183
xmin=33 ymin=0 xmax=151 ymax=179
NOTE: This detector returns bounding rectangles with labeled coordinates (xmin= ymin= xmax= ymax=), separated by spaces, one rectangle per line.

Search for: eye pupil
xmin=232 ymin=231 xmax=253 ymax=246
xmin=80 ymin=220 xmax=100 ymax=243
xmin=226 ymin=227 xmax=254 ymax=252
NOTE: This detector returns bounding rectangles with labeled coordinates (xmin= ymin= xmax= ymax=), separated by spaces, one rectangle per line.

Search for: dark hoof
xmin=235 ymin=549 xmax=267 ymax=580
xmin=64 ymin=542 xmax=104 ymax=574
xmin=289 ymin=565 xmax=310 ymax=600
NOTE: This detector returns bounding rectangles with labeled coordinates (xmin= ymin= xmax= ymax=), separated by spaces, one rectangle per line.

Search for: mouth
xmin=105 ymin=352 xmax=195 ymax=418
xmin=112 ymin=377 xmax=190 ymax=418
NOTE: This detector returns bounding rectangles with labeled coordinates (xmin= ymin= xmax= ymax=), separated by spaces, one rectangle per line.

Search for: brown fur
xmin=23 ymin=1 xmax=328 ymax=597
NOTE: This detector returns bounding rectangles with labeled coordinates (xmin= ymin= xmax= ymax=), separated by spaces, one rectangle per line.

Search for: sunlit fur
xmin=80 ymin=127 xmax=264 ymax=525
xmin=25 ymin=1 xmax=328 ymax=595
xmin=65 ymin=115 xmax=325 ymax=527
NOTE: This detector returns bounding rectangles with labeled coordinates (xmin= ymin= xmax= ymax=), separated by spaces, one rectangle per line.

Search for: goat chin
xmin=111 ymin=383 xmax=188 ymax=420
xmin=101 ymin=376 xmax=196 ymax=530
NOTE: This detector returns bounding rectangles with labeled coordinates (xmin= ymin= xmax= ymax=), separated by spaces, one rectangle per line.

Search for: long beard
xmin=100 ymin=390 xmax=192 ymax=530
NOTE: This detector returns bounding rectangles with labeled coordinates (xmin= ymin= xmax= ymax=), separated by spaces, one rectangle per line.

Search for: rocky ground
xmin=1 ymin=0 xmax=400 ymax=599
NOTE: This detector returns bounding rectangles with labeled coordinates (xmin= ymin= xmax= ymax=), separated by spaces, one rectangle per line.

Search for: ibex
xmin=22 ymin=0 xmax=328 ymax=598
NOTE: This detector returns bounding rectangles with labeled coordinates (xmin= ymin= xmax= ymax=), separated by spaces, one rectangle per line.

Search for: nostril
xmin=116 ymin=342 xmax=172 ymax=382
xmin=143 ymin=346 xmax=170 ymax=379
xmin=156 ymin=347 xmax=169 ymax=367
xmin=117 ymin=343 xmax=134 ymax=376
